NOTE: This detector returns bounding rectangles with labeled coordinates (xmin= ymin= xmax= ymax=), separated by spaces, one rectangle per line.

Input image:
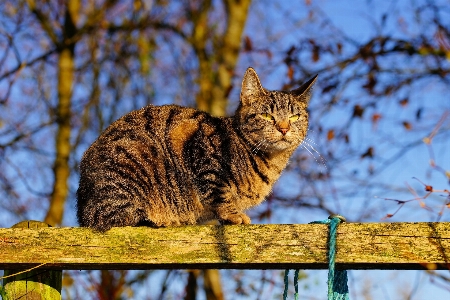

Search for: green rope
xmin=293 ymin=269 xmax=299 ymax=299
xmin=283 ymin=269 xmax=289 ymax=299
xmin=283 ymin=269 xmax=300 ymax=300
xmin=283 ymin=215 xmax=349 ymax=300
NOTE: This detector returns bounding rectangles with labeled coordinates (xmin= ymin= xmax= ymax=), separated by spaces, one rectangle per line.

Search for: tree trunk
xmin=203 ymin=269 xmax=224 ymax=300
xmin=211 ymin=0 xmax=252 ymax=116
xmin=45 ymin=1 xmax=79 ymax=226
xmin=45 ymin=47 xmax=74 ymax=226
xmin=192 ymin=0 xmax=252 ymax=117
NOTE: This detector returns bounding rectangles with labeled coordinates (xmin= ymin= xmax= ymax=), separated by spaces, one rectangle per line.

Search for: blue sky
xmin=1 ymin=0 xmax=449 ymax=298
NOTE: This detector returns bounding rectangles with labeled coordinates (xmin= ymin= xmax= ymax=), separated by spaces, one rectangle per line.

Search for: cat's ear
xmin=240 ymin=67 xmax=267 ymax=104
xmin=291 ymin=74 xmax=318 ymax=103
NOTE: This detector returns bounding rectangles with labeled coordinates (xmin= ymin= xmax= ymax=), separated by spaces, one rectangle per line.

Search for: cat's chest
xmin=233 ymin=154 xmax=287 ymax=209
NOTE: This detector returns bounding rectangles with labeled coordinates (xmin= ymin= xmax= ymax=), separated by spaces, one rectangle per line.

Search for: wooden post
xmin=2 ymin=221 xmax=62 ymax=300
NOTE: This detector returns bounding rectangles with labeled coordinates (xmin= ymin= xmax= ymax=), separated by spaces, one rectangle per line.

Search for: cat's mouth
xmin=279 ymin=135 xmax=293 ymax=142
xmin=273 ymin=137 xmax=294 ymax=148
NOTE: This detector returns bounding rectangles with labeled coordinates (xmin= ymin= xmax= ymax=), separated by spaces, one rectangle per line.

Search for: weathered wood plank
xmin=3 ymin=221 xmax=62 ymax=300
xmin=0 ymin=222 xmax=449 ymax=270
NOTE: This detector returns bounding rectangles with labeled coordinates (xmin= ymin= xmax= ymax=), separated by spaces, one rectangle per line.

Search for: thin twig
xmin=0 ymin=263 xmax=47 ymax=280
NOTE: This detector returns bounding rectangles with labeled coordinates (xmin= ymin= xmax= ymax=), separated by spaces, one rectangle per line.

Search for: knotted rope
xmin=283 ymin=215 xmax=349 ymax=300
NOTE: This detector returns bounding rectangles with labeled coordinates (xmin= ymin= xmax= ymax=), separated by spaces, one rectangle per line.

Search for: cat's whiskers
xmin=300 ymin=139 xmax=328 ymax=170
xmin=251 ymin=139 xmax=267 ymax=154
xmin=251 ymin=140 xmax=262 ymax=154
xmin=304 ymin=137 xmax=319 ymax=146
xmin=261 ymin=139 xmax=270 ymax=153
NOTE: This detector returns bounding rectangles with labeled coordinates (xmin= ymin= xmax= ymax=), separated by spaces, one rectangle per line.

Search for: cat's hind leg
xmin=78 ymin=200 xmax=146 ymax=232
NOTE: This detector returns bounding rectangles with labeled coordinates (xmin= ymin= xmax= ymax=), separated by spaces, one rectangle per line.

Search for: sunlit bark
xmin=192 ymin=0 xmax=251 ymax=116
xmin=45 ymin=47 xmax=74 ymax=226
xmin=44 ymin=0 xmax=79 ymax=226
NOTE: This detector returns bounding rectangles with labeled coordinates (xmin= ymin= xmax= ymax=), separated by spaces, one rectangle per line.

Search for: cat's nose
xmin=277 ymin=121 xmax=290 ymax=135
xmin=279 ymin=128 xmax=289 ymax=135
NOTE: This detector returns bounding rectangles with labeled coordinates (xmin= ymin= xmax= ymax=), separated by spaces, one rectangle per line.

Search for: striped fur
xmin=76 ymin=68 xmax=317 ymax=231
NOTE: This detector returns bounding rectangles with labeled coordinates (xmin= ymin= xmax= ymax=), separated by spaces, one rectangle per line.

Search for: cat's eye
xmin=261 ymin=113 xmax=275 ymax=121
xmin=289 ymin=114 xmax=300 ymax=122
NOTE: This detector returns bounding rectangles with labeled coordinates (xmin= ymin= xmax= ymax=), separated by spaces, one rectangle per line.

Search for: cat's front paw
xmin=218 ymin=212 xmax=251 ymax=225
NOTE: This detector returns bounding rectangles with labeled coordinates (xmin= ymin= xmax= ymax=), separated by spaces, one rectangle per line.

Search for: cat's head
xmin=235 ymin=67 xmax=317 ymax=154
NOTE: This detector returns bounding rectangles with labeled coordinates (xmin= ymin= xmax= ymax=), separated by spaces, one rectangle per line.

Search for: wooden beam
xmin=0 ymin=222 xmax=449 ymax=270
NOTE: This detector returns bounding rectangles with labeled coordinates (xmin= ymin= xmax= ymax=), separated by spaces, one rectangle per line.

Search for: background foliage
xmin=1 ymin=0 xmax=449 ymax=299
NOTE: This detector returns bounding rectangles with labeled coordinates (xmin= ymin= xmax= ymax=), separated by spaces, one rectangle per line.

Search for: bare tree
xmin=1 ymin=0 xmax=449 ymax=298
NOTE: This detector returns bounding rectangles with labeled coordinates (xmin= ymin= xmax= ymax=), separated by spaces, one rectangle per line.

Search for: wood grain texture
xmin=3 ymin=221 xmax=62 ymax=300
xmin=0 ymin=222 xmax=449 ymax=270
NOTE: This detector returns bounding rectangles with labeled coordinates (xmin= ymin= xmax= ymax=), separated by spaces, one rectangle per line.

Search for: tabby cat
xmin=76 ymin=67 xmax=317 ymax=231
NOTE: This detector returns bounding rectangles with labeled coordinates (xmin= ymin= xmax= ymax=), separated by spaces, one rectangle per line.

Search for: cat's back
xmin=83 ymin=104 xmax=206 ymax=155
xmin=79 ymin=104 xmax=221 ymax=185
